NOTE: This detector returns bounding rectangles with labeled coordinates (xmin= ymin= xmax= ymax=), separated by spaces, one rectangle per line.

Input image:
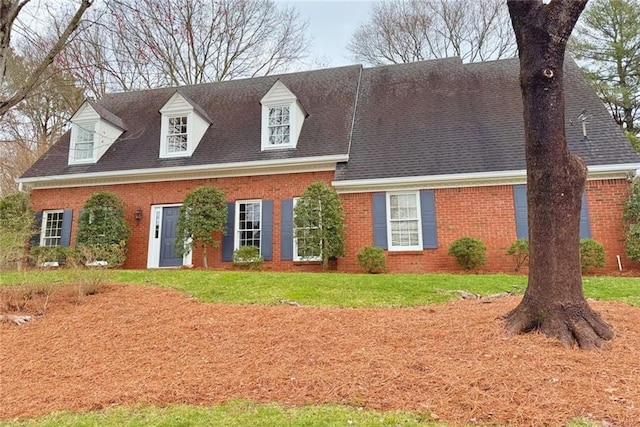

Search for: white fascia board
xmin=17 ymin=154 xmax=349 ymax=189
xmin=333 ymin=163 xmax=640 ymax=194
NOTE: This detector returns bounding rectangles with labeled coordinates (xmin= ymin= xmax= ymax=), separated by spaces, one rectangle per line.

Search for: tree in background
xmin=59 ymin=0 xmax=309 ymax=97
xmin=0 ymin=52 xmax=84 ymax=195
xmin=293 ymin=182 xmax=346 ymax=270
xmin=570 ymin=0 xmax=640 ymax=141
xmin=0 ymin=0 xmax=92 ymax=117
xmin=0 ymin=191 xmax=33 ymax=270
xmin=504 ymin=0 xmax=613 ymax=349
xmin=347 ymin=0 xmax=516 ymax=65
xmin=175 ymin=186 xmax=227 ymax=269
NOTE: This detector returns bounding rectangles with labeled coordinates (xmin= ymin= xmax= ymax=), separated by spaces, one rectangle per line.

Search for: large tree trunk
xmin=504 ymin=0 xmax=613 ymax=349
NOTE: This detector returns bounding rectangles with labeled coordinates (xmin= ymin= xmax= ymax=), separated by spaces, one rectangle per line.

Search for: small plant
xmin=232 ymin=246 xmax=264 ymax=270
xmin=29 ymin=246 xmax=69 ymax=266
xmin=580 ymin=238 xmax=605 ymax=272
xmin=357 ymin=246 xmax=386 ymax=273
xmin=506 ymin=238 xmax=529 ymax=272
xmin=448 ymin=237 xmax=487 ymax=270
xmin=68 ymin=242 xmax=127 ymax=269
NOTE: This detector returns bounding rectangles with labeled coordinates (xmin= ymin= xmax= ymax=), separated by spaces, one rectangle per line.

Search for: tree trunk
xmin=202 ymin=244 xmax=208 ymax=269
xmin=504 ymin=0 xmax=613 ymax=349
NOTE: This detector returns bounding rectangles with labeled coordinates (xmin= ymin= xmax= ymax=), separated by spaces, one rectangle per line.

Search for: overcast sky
xmin=282 ymin=1 xmax=374 ymax=68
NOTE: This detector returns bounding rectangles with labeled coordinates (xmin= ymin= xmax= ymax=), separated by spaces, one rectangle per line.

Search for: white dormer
xmin=260 ymin=80 xmax=306 ymax=151
xmin=159 ymin=91 xmax=211 ymax=159
xmin=68 ymin=102 xmax=125 ymax=166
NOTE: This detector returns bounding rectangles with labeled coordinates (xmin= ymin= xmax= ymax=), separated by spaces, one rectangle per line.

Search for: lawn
xmin=1 ymin=270 xmax=638 ymax=427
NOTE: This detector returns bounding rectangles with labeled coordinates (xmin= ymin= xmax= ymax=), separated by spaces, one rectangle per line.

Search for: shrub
xmin=68 ymin=242 xmax=128 ymax=269
xmin=357 ymin=246 xmax=386 ymax=273
xmin=506 ymin=238 xmax=529 ymax=272
xmin=0 ymin=192 xmax=34 ymax=270
xmin=232 ymin=245 xmax=264 ymax=270
xmin=624 ymin=181 xmax=640 ymax=262
xmin=448 ymin=237 xmax=486 ymax=270
xmin=580 ymin=238 xmax=605 ymax=272
xmin=29 ymin=246 xmax=69 ymax=266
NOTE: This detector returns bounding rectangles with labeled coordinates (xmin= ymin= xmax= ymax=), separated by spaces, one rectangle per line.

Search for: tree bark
xmin=504 ymin=0 xmax=613 ymax=349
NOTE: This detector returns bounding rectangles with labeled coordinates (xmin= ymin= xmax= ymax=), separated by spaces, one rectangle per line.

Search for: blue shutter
xmin=420 ymin=190 xmax=437 ymax=248
xmin=261 ymin=200 xmax=273 ymax=261
xmin=372 ymin=193 xmax=388 ymax=249
xmin=60 ymin=209 xmax=73 ymax=247
xmin=280 ymin=199 xmax=294 ymax=261
xmin=513 ymin=185 xmax=528 ymax=239
xmin=29 ymin=211 xmax=43 ymax=247
xmin=580 ymin=191 xmax=591 ymax=239
xmin=222 ymin=202 xmax=235 ymax=262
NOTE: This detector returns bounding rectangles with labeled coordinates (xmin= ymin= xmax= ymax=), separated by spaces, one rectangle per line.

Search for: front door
xmin=159 ymin=206 xmax=182 ymax=267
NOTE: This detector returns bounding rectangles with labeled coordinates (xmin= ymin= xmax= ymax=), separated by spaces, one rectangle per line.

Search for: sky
xmin=281 ymin=1 xmax=374 ymax=68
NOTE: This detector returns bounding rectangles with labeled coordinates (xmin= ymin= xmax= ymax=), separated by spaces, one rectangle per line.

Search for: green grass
xmin=1 ymin=269 xmax=528 ymax=307
xmin=0 ymin=401 xmax=442 ymax=427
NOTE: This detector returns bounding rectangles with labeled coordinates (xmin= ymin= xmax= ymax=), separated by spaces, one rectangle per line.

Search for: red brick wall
xmin=29 ymin=176 xmax=636 ymax=273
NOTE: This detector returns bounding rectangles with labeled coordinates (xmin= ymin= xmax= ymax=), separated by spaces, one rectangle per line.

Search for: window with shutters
xmin=41 ymin=210 xmax=65 ymax=247
xmin=386 ymin=191 xmax=423 ymax=251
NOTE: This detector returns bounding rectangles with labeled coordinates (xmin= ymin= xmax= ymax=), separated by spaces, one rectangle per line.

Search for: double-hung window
xmin=387 ymin=191 xmax=423 ymax=251
xmin=41 ymin=210 xmax=65 ymax=247
xmin=72 ymin=122 xmax=96 ymax=162
xmin=293 ymin=198 xmax=321 ymax=261
xmin=235 ymin=200 xmax=262 ymax=251
xmin=167 ymin=116 xmax=188 ymax=154
xmin=268 ymin=106 xmax=290 ymax=146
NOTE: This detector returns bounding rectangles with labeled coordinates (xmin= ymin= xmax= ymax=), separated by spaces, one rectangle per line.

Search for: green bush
xmin=448 ymin=237 xmax=487 ymax=270
xmin=580 ymin=238 xmax=605 ymax=272
xmin=624 ymin=181 xmax=640 ymax=261
xmin=29 ymin=246 xmax=69 ymax=266
xmin=357 ymin=246 xmax=386 ymax=273
xmin=506 ymin=238 xmax=529 ymax=272
xmin=0 ymin=192 xmax=34 ymax=270
xmin=232 ymin=245 xmax=264 ymax=270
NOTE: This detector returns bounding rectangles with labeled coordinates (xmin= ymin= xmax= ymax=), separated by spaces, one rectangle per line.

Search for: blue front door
xmin=159 ymin=206 xmax=182 ymax=267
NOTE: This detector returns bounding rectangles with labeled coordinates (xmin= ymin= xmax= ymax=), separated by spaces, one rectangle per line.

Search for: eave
xmin=332 ymin=163 xmax=640 ymax=194
xmin=18 ymin=155 xmax=349 ymax=190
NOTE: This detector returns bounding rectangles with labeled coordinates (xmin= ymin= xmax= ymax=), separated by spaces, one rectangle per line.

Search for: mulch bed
xmin=1 ymin=284 xmax=639 ymax=426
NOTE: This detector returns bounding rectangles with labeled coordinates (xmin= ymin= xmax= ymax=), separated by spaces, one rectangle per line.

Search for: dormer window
xmin=261 ymin=80 xmax=306 ymax=151
xmin=159 ymin=91 xmax=211 ymax=159
xmin=268 ymin=106 xmax=290 ymax=146
xmin=71 ymin=122 xmax=96 ymax=163
xmin=67 ymin=101 xmax=125 ymax=166
xmin=167 ymin=116 xmax=189 ymax=154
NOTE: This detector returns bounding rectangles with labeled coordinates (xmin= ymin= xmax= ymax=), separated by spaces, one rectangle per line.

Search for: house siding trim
xmin=17 ymin=154 xmax=349 ymax=189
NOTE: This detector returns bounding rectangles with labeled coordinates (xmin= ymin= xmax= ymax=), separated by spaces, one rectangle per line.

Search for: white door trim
xmin=147 ymin=204 xmax=192 ymax=268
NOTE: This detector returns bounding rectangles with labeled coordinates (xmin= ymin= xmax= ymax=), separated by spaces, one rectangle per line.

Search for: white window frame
xmin=386 ymin=191 xmax=423 ymax=251
xmin=69 ymin=121 xmax=97 ymax=164
xmin=293 ymin=197 xmax=322 ymax=262
xmin=261 ymin=101 xmax=296 ymax=150
xmin=234 ymin=200 xmax=263 ymax=254
xmin=160 ymin=112 xmax=193 ymax=158
xmin=40 ymin=209 xmax=65 ymax=247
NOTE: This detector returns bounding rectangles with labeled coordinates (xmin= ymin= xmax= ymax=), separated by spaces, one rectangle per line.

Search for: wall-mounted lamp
xmin=134 ymin=208 xmax=143 ymax=222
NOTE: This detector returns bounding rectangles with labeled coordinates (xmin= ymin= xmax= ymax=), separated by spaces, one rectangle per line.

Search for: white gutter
xmin=333 ymin=163 xmax=640 ymax=194
xmin=18 ymin=154 xmax=349 ymax=189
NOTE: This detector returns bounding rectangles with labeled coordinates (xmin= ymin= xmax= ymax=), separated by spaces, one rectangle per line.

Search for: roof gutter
xmin=332 ymin=163 xmax=640 ymax=193
xmin=18 ymin=154 xmax=349 ymax=189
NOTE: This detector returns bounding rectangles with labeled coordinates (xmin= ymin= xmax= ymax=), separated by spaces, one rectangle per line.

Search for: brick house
xmin=18 ymin=58 xmax=640 ymax=273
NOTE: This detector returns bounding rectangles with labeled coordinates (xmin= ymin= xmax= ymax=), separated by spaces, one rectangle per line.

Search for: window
xmin=72 ymin=122 xmax=95 ymax=162
xmin=268 ymin=106 xmax=290 ymax=146
xmin=167 ymin=116 xmax=188 ymax=153
xmin=41 ymin=210 xmax=64 ymax=247
xmin=235 ymin=200 xmax=262 ymax=251
xmin=386 ymin=192 xmax=423 ymax=251
xmin=293 ymin=198 xmax=321 ymax=261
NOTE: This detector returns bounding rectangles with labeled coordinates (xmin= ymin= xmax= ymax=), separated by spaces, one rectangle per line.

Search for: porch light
xmin=134 ymin=207 xmax=143 ymax=222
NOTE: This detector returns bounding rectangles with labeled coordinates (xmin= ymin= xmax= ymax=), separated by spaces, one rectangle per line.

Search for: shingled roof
xmin=336 ymin=57 xmax=640 ymax=183
xmin=20 ymin=58 xmax=640 ymax=184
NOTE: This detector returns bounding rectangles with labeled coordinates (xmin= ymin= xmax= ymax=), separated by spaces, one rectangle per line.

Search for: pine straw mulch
xmin=1 ymin=284 xmax=639 ymax=426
